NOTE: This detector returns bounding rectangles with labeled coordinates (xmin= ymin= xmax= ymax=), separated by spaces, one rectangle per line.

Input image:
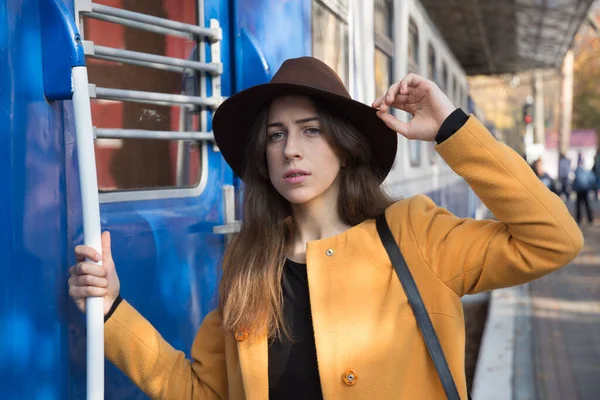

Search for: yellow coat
xmin=105 ymin=116 xmax=583 ymax=399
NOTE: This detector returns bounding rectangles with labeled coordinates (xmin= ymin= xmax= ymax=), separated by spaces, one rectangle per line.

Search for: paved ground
xmin=529 ymin=195 xmax=600 ymax=400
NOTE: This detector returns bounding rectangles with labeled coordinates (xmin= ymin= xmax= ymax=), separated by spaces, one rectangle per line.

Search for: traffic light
xmin=523 ymin=103 xmax=534 ymax=125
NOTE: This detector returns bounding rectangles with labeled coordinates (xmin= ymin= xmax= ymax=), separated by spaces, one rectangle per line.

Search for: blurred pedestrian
xmin=533 ymin=158 xmax=557 ymax=194
xmin=573 ymin=155 xmax=596 ymax=224
xmin=557 ymin=152 xmax=572 ymax=201
xmin=593 ymin=149 xmax=600 ymax=200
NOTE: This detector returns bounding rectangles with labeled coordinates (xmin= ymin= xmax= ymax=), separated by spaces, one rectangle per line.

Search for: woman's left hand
xmin=372 ymin=73 xmax=456 ymax=142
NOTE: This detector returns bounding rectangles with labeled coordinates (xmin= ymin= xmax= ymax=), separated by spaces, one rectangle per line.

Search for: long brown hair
xmin=218 ymin=97 xmax=393 ymax=339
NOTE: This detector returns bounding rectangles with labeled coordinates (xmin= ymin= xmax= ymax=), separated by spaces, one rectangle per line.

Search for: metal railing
xmin=76 ymin=0 xmax=223 ymax=141
xmin=84 ymin=42 xmax=222 ymax=75
xmin=95 ymin=128 xmax=214 ymax=141
xmin=89 ymin=85 xmax=221 ymax=109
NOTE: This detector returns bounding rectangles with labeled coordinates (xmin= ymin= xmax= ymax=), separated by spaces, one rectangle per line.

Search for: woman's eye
xmin=305 ymin=127 xmax=321 ymax=136
xmin=268 ymin=131 xmax=285 ymax=142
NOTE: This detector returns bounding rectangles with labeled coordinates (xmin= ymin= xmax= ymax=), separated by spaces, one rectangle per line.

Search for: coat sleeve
xmin=400 ymin=116 xmax=583 ymax=296
xmin=105 ymin=301 xmax=227 ymax=399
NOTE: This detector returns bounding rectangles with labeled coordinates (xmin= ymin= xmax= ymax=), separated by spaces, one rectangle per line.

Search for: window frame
xmin=408 ymin=18 xmax=420 ymax=74
xmin=441 ymin=61 xmax=448 ymax=93
xmin=374 ymin=0 xmax=394 ymax=98
xmin=87 ymin=0 xmax=214 ymax=204
xmin=409 ymin=140 xmax=422 ymax=167
xmin=99 ymin=143 xmax=210 ymax=203
xmin=427 ymin=42 xmax=436 ymax=83
xmin=452 ymin=75 xmax=457 ymax=107
xmin=407 ymin=17 xmax=421 ymax=167
xmin=312 ymin=0 xmax=351 ymax=88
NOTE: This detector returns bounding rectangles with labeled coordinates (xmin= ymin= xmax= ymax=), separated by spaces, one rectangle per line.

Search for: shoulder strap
xmin=376 ymin=214 xmax=466 ymax=400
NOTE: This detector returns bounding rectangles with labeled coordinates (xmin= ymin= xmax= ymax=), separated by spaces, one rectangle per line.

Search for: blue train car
xmin=0 ymin=0 xmax=483 ymax=398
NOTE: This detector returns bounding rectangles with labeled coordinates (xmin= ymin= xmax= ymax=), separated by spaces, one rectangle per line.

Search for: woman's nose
xmin=283 ymin=132 xmax=303 ymax=161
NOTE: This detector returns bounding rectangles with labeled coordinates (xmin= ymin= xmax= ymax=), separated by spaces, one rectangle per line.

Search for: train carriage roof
xmin=420 ymin=0 xmax=596 ymax=75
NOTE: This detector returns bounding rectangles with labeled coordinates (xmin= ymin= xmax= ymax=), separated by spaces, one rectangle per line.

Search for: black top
xmin=268 ymin=259 xmax=323 ymax=400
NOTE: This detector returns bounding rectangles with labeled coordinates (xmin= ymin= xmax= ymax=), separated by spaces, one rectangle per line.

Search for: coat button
xmin=234 ymin=330 xmax=248 ymax=342
xmin=342 ymin=369 xmax=358 ymax=386
xmin=326 ymin=249 xmax=334 ymax=256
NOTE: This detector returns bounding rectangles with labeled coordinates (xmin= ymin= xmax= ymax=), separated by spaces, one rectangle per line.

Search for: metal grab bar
xmin=84 ymin=12 xmax=192 ymax=39
xmin=88 ymin=54 xmax=187 ymax=74
xmin=95 ymin=128 xmax=214 ymax=141
xmin=84 ymin=42 xmax=222 ymax=74
xmin=86 ymin=3 xmax=221 ymax=41
xmin=89 ymin=85 xmax=222 ymax=108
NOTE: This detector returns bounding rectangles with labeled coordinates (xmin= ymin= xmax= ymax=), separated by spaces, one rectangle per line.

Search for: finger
xmin=74 ymin=245 xmax=102 ymax=263
xmin=372 ymin=98 xmax=381 ymax=109
xmin=377 ymin=94 xmax=412 ymax=114
xmin=372 ymin=94 xmax=388 ymax=109
xmin=376 ymin=111 xmax=411 ymax=136
xmin=69 ymin=285 xmax=108 ymax=299
xmin=393 ymin=93 xmax=411 ymax=103
xmin=101 ymin=231 xmax=112 ymax=263
xmin=384 ymin=82 xmax=401 ymax=105
xmin=72 ymin=262 xmax=108 ymax=277
xmin=70 ymin=274 xmax=109 ymax=289
xmin=399 ymin=73 xmax=426 ymax=94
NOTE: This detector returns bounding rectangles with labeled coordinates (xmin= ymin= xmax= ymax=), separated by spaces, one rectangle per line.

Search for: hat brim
xmin=212 ymin=82 xmax=398 ymax=182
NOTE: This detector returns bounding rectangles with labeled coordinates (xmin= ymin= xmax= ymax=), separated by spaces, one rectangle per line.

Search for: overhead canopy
xmin=420 ymin=0 xmax=596 ymax=75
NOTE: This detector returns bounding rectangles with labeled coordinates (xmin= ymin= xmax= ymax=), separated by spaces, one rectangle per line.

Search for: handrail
xmin=95 ymin=128 xmax=214 ymax=141
xmin=84 ymin=42 xmax=222 ymax=74
xmin=86 ymin=3 xmax=221 ymax=41
xmin=84 ymin=12 xmax=192 ymax=39
xmin=89 ymin=85 xmax=222 ymax=108
xmin=88 ymin=54 xmax=187 ymax=74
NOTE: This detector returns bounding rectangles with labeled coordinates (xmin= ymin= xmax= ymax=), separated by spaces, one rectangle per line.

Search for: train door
xmin=65 ymin=0 xmax=234 ymax=397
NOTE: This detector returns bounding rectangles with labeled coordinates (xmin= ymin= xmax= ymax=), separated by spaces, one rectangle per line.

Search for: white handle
xmin=72 ymin=65 xmax=104 ymax=400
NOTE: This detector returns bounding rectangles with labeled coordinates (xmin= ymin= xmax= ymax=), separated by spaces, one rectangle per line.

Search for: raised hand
xmin=372 ymin=73 xmax=456 ymax=142
xmin=68 ymin=231 xmax=121 ymax=316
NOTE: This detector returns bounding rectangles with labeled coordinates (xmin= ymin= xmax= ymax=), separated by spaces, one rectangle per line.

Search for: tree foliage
xmin=573 ymin=13 xmax=600 ymax=133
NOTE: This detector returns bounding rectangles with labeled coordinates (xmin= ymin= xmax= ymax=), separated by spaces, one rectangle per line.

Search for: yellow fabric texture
xmin=105 ymin=116 xmax=583 ymax=399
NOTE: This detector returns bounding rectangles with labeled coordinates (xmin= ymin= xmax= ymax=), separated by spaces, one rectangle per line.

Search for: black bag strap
xmin=376 ymin=214 xmax=468 ymax=400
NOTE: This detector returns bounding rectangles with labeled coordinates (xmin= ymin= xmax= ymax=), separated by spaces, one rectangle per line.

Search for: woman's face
xmin=265 ymin=95 xmax=343 ymax=206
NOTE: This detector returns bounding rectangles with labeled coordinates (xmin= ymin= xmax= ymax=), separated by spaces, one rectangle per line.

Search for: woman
xmin=69 ymin=57 xmax=583 ymax=399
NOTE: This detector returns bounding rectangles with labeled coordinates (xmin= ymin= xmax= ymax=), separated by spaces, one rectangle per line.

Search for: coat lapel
xmin=237 ymin=333 xmax=269 ymax=399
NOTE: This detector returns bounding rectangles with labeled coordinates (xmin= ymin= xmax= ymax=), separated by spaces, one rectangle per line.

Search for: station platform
xmin=472 ymin=195 xmax=600 ymax=400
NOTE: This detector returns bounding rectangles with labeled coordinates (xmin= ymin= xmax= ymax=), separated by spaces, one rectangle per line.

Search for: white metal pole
xmin=72 ymin=65 xmax=104 ymax=400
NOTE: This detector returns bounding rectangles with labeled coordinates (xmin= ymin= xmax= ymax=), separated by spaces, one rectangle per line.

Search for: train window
xmin=441 ymin=62 xmax=448 ymax=93
xmin=374 ymin=0 xmax=394 ymax=98
xmin=409 ymin=141 xmax=421 ymax=167
xmin=313 ymin=0 xmax=350 ymax=88
xmin=452 ymin=76 xmax=457 ymax=106
xmin=408 ymin=18 xmax=419 ymax=73
xmin=83 ymin=0 xmax=206 ymax=192
xmin=427 ymin=43 xmax=437 ymax=83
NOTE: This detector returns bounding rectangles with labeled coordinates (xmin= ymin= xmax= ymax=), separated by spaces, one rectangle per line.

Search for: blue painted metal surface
xmin=1 ymin=1 xmax=70 ymax=398
xmin=237 ymin=28 xmax=271 ymax=89
xmin=234 ymin=0 xmax=311 ymax=90
xmin=39 ymin=0 xmax=85 ymax=100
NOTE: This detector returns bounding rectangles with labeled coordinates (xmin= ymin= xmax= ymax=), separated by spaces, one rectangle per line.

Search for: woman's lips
xmin=283 ymin=174 xmax=310 ymax=184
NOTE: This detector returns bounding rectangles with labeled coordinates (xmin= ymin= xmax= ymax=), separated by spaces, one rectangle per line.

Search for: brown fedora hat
xmin=212 ymin=56 xmax=397 ymax=182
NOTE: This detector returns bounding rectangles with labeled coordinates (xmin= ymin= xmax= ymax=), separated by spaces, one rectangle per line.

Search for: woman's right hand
xmin=69 ymin=231 xmax=121 ymax=316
